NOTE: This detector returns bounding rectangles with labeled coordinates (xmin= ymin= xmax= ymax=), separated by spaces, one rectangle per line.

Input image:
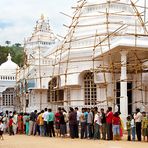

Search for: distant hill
xmin=0 ymin=44 xmax=24 ymax=67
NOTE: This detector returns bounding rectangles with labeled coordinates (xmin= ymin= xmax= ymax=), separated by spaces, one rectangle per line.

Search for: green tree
xmin=0 ymin=46 xmax=9 ymax=64
xmin=0 ymin=44 xmax=24 ymax=67
xmin=14 ymin=43 xmax=21 ymax=47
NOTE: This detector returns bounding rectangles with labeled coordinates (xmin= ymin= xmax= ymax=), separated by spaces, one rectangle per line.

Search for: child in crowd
xmin=130 ymin=114 xmax=136 ymax=141
xmin=0 ymin=120 xmax=4 ymax=140
xmin=142 ymin=112 xmax=148 ymax=142
xmin=126 ymin=116 xmax=131 ymax=141
xmin=9 ymin=116 xmax=14 ymax=136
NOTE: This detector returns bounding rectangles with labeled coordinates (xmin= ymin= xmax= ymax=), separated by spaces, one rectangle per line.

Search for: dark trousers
xmin=80 ymin=122 xmax=87 ymax=139
xmin=9 ymin=126 xmax=14 ymax=135
xmin=75 ymin=121 xmax=79 ymax=138
xmin=44 ymin=121 xmax=48 ymax=136
xmin=102 ymin=123 xmax=107 ymax=140
xmin=60 ymin=124 xmax=67 ymax=135
xmin=106 ymin=123 xmax=113 ymax=140
xmin=48 ymin=121 xmax=55 ymax=137
xmin=36 ymin=124 xmax=40 ymax=135
xmin=131 ymin=127 xmax=136 ymax=141
xmin=69 ymin=124 xmax=77 ymax=138
xmin=127 ymin=129 xmax=131 ymax=141
xmin=136 ymin=122 xmax=141 ymax=141
xmin=88 ymin=123 xmax=93 ymax=138
xmin=24 ymin=124 xmax=26 ymax=134
xmin=94 ymin=123 xmax=100 ymax=139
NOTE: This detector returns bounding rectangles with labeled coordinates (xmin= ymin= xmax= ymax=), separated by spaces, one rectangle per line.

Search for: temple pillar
xmin=120 ymin=51 xmax=128 ymax=128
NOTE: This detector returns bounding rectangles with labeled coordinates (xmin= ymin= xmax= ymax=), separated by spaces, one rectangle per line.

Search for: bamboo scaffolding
xmin=17 ymin=0 xmax=148 ymax=109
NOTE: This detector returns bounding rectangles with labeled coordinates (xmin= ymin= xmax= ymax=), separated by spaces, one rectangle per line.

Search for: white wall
xmin=26 ymin=89 xmax=48 ymax=112
xmin=70 ymin=87 xmax=83 ymax=106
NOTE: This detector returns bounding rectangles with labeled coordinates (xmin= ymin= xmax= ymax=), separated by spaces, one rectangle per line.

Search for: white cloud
xmin=0 ymin=0 xmax=76 ymax=45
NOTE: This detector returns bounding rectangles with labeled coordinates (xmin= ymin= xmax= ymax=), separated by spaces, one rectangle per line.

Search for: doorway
xmin=116 ymin=82 xmax=132 ymax=115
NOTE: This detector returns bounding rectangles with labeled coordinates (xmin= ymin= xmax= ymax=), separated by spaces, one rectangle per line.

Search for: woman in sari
xmin=17 ymin=113 xmax=24 ymax=134
xmin=26 ymin=113 xmax=30 ymax=135
xmin=119 ymin=112 xmax=124 ymax=139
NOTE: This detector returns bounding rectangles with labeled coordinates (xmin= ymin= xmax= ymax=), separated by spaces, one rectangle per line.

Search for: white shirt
xmin=13 ymin=114 xmax=18 ymax=124
xmin=0 ymin=123 xmax=4 ymax=131
xmin=131 ymin=119 xmax=135 ymax=128
xmin=94 ymin=113 xmax=102 ymax=125
xmin=77 ymin=111 xmax=81 ymax=121
xmin=134 ymin=112 xmax=142 ymax=122
xmin=42 ymin=111 xmax=49 ymax=122
xmin=63 ymin=112 xmax=68 ymax=122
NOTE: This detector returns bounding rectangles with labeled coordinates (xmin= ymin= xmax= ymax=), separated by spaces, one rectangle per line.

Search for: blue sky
xmin=0 ymin=0 xmax=146 ymax=45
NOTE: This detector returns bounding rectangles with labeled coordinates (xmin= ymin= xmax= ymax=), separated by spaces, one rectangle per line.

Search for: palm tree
xmin=5 ymin=40 xmax=11 ymax=46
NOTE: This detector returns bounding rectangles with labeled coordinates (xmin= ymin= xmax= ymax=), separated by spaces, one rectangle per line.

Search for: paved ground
xmin=0 ymin=135 xmax=148 ymax=148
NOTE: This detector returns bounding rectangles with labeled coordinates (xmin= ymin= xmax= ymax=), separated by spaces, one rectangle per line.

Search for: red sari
xmin=18 ymin=115 xmax=24 ymax=134
xmin=55 ymin=112 xmax=61 ymax=129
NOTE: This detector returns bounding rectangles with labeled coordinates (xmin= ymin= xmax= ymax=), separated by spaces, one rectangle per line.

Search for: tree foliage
xmin=5 ymin=40 xmax=11 ymax=46
xmin=0 ymin=44 xmax=24 ymax=67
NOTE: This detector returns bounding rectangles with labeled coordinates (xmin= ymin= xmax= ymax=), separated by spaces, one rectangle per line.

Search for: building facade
xmin=47 ymin=0 xmax=148 ymax=125
xmin=18 ymin=0 xmax=148 ymax=123
xmin=0 ymin=54 xmax=19 ymax=112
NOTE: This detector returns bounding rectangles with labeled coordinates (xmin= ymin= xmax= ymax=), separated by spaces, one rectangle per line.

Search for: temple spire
xmin=7 ymin=53 xmax=12 ymax=61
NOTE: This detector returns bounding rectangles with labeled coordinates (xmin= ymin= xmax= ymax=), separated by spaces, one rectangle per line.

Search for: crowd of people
xmin=0 ymin=107 xmax=148 ymax=142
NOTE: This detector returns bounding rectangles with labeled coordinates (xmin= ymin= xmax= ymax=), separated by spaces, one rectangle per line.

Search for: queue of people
xmin=0 ymin=107 xmax=148 ymax=142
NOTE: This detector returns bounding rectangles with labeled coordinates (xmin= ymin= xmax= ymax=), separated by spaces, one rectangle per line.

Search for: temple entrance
xmin=116 ymin=82 xmax=132 ymax=115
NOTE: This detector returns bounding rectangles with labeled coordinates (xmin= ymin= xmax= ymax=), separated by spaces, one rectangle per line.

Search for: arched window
xmin=47 ymin=77 xmax=63 ymax=104
xmin=48 ymin=77 xmax=57 ymax=102
xmin=84 ymin=72 xmax=97 ymax=105
xmin=2 ymin=95 xmax=5 ymax=105
xmin=9 ymin=98 xmax=11 ymax=106
xmin=2 ymin=88 xmax=15 ymax=106
xmin=12 ymin=98 xmax=14 ymax=106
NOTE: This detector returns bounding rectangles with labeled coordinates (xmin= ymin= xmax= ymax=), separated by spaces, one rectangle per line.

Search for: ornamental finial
xmin=41 ymin=14 xmax=44 ymax=20
xmin=7 ymin=53 xmax=12 ymax=61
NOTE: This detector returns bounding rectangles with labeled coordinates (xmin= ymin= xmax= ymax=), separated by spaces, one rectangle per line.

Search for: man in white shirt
xmin=75 ymin=107 xmax=81 ymax=138
xmin=12 ymin=111 xmax=18 ymax=135
xmin=93 ymin=107 xmax=102 ymax=139
xmin=42 ymin=108 xmax=49 ymax=136
xmin=0 ymin=120 xmax=4 ymax=140
xmin=134 ymin=108 xmax=142 ymax=141
xmin=87 ymin=108 xmax=93 ymax=139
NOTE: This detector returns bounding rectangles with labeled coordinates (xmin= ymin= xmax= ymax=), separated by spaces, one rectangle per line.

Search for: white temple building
xmin=46 ymin=0 xmax=148 ymax=123
xmin=16 ymin=15 xmax=59 ymax=112
xmin=17 ymin=0 xmax=148 ymax=124
xmin=0 ymin=54 xmax=19 ymax=112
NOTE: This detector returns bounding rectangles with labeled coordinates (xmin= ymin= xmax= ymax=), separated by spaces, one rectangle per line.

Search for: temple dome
xmin=0 ymin=53 xmax=18 ymax=70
